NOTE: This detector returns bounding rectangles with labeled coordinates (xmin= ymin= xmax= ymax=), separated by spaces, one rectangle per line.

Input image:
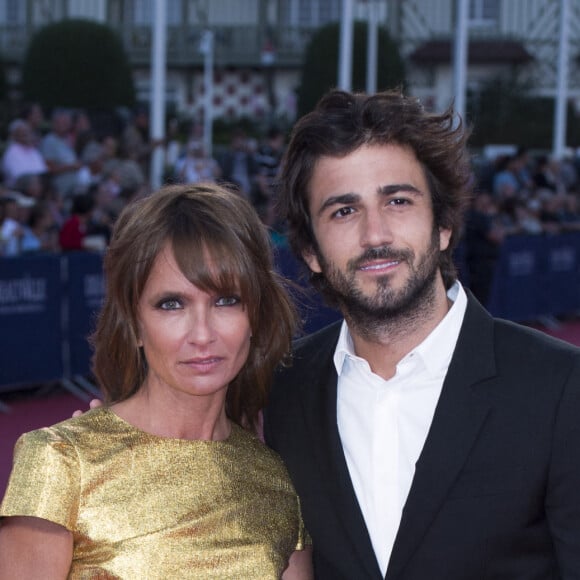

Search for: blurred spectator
xmin=19 ymin=102 xmax=45 ymax=147
xmin=20 ymin=201 xmax=59 ymax=254
xmin=70 ymin=109 xmax=94 ymax=157
xmin=164 ymin=117 xmax=183 ymax=177
xmin=116 ymin=149 xmax=147 ymax=193
xmin=498 ymin=197 xmax=544 ymax=235
xmin=43 ymin=186 xmax=67 ymax=231
xmin=492 ymin=154 xmax=521 ymax=199
xmin=101 ymin=135 xmax=122 ymax=178
xmin=464 ymin=191 xmax=506 ymax=305
xmin=41 ymin=109 xmax=82 ymax=200
xmin=2 ymin=120 xmax=48 ymax=188
xmin=560 ymin=194 xmax=580 ymax=231
xmin=253 ymin=126 xmax=285 ymax=226
xmin=120 ymin=106 xmax=163 ymax=177
xmin=513 ymin=146 xmax=534 ymax=192
xmin=0 ymin=195 xmax=21 ymax=256
xmin=174 ymin=139 xmax=221 ymax=184
xmin=76 ymin=141 xmax=105 ymax=194
xmin=0 ymin=192 xmax=35 ymax=256
xmin=538 ymin=192 xmax=580 ymax=233
xmin=532 ymin=155 xmax=564 ymax=194
xmin=560 ymin=155 xmax=578 ymax=192
xmin=217 ymin=128 xmax=258 ymax=200
xmin=59 ymin=192 xmax=100 ymax=251
xmin=13 ymin=173 xmax=46 ymax=202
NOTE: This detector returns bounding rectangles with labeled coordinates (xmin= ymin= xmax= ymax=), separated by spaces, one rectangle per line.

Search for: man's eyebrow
xmin=316 ymin=193 xmax=360 ymax=217
xmin=378 ymin=183 xmax=424 ymax=196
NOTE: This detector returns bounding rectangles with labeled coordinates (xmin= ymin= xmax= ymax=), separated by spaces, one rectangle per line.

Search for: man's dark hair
xmin=277 ymin=89 xmax=473 ymax=296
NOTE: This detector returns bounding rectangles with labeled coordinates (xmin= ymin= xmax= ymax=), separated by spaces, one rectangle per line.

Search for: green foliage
xmin=467 ymin=75 xmax=580 ymax=149
xmin=297 ymin=21 xmax=406 ymax=117
xmin=21 ymin=19 xmax=135 ymax=110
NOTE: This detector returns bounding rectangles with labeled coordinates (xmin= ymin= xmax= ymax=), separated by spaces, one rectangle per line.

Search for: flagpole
xmin=366 ymin=0 xmax=378 ymax=94
xmin=338 ymin=0 xmax=354 ymax=91
xmin=150 ymin=0 xmax=167 ymax=190
xmin=553 ymin=0 xmax=569 ymax=159
xmin=452 ymin=0 xmax=469 ymax=119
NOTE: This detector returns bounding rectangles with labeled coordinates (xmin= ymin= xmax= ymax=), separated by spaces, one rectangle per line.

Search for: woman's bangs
xmin=171 ymin=233 xmax=250 ymax=298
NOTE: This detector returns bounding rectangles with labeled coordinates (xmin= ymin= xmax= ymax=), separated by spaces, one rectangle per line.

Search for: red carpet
xmin=2 ymin=320 xmax=580 ymax=499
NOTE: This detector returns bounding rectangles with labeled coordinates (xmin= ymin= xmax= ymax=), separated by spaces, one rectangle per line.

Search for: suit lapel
xmin=386 ymin=295 xmax=496 ymax=579
xmin=299 ymin=326 xmax=383 ymax=579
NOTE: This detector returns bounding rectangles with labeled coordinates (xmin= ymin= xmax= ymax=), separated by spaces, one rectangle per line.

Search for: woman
xmin=0 ymin=183 xmax=312 ymax=578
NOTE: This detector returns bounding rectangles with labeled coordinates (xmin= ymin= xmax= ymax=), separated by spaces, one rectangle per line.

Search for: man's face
xmin=303 ymin=144 xmax=451 ymax=322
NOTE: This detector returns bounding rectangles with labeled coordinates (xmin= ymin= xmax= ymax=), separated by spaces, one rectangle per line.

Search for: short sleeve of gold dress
xmin=0 ymin=407 xmax=310 ymax=579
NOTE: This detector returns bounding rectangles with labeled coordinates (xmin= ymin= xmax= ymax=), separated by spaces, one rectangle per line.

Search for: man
xmin=253 ymin=126 xmax=286 ymax=226
xmin=1 ymin=119 xmax=47 ymax=188
xmin=217 ymin=128 xmax=259 ymax=201
xmin=41 ymin=108 xmax=82 ymax=199
xmin=263 ymin=89 xmax=580 ymax=578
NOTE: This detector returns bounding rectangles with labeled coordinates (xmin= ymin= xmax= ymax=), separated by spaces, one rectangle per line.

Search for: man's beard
xmin=316 ymin=227 xmax=442 ymax=339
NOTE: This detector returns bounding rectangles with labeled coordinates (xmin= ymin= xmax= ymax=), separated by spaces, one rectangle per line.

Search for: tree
xmin=467 ymin=75 xmax=580 ymax=150
xmin=21 ymin=19 xmax=135 ymax=111
xmin=297 ymin=21 xmax=406 ymax=117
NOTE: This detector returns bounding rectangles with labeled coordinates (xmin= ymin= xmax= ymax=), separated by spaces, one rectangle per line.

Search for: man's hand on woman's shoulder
xmin=72 ymin=398 xmax=103 ymax=417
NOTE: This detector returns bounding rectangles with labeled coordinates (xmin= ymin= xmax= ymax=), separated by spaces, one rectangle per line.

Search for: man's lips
xmin=359 ymin=260 xmax=400 ymax=271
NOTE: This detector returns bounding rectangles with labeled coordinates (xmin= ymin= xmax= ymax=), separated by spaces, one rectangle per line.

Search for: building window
xmin=4 ymin=0 xmax=25 ymax=23
xmin=130 ymin=0 xmax=182 ymax=26
xmin=281 ymin=0 xmax=341 ymax=27
xmin=469 ymin=0 xmax=499 ymax=27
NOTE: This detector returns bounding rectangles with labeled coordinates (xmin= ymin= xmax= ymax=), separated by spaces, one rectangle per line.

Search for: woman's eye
xmin=157 ymin=298 xmax=182 ymax=310
xmin=216 ymin=295 xmax=241 ymax=307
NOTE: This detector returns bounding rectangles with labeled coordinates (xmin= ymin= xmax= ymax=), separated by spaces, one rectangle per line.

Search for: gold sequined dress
xmin=0 ymin=408 xmax=308 ymax=579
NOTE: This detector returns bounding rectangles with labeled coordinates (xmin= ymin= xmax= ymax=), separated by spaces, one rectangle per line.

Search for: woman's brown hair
xmin=91 ymin=183 xmax=298 ymax=432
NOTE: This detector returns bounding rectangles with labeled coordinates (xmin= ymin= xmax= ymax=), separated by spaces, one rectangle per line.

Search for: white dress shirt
xmin=335 ymin=282 xmax=467 ymax=575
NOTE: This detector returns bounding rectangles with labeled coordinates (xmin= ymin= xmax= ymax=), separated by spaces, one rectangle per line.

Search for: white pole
xmin=366 ymin=0 xmax=378 ymax=94
xmin=200 ymin=30 xmax=214 ymax=158
xmin=150 ymin=0 xmax=167 ymax=190
xmin=553 ymin=0 xmax=569 ymax=159
xmin=338 ymin=0 xmax=354 ymax=91
xmin=452 ymin=0 xmax=469 ymax=119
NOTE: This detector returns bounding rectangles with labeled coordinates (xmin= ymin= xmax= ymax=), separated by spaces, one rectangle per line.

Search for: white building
xmin=0 ymin=0 xmax=577 ymax=122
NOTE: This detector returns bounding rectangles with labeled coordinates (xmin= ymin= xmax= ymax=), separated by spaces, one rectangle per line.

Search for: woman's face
xmin=136 ymin=244 xmax=252 ymax=403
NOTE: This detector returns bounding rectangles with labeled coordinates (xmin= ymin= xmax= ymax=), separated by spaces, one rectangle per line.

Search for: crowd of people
xmin=3 ymin=100 xmax=580 ymax=311
xmin=0 ymin=103 xmax=287 ymax=259
xmin=463 ymin=146 xmax=580 ymax=304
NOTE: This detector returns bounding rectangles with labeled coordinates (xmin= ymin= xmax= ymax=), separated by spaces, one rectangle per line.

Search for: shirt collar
xmin=334 ymin=281 xmax=467 ymax=377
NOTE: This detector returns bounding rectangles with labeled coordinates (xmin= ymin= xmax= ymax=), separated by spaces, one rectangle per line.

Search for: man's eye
xmin=332 ymin=207 xmax=355 ymax=218
xmin=157 ymin=298 xmax=182 ymax=310
xmin=389 ymin=198 xmax=410 ymax=206
xmin=216 ymin=296 xmax=241 ymax=307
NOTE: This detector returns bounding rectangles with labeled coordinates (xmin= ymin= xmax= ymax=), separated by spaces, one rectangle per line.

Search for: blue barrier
xmin=486 ymin=232 xmax=580 ymax=321
xmin=0 ymin=254 xmax=64 ymax=390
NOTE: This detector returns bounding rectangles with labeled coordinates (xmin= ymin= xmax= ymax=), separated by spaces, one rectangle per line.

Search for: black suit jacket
xmin=264 ymin=293 xmax=580 ymax=579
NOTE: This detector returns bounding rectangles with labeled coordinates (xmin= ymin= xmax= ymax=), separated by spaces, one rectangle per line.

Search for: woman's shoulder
xmin=230 ymin=424 xmax=291 ymax=473
xmin=18 ymin=407 xmax=120 ymax=447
